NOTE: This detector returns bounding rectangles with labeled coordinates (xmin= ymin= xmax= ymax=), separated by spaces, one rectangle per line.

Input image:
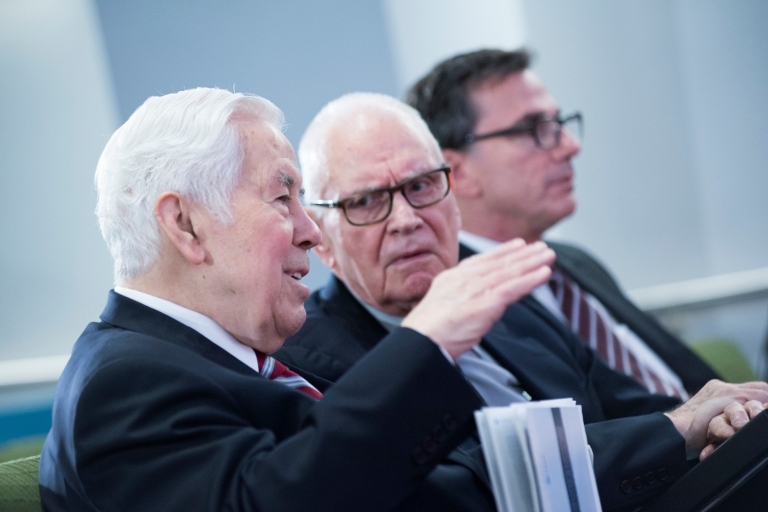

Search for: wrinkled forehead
xmin=240 ymin=119 xmax=300 ymax=182
xmin=324 ymin=112 xmax=443 ymax=197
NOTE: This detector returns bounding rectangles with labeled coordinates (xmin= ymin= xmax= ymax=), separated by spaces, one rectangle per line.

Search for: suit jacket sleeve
xmin=63 ymin=328 xmax=485 ymax=512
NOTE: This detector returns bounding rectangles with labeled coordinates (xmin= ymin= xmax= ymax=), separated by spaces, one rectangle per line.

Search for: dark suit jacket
xmin=544 ymin=241 xmax=720 ymax=393
xmin=38 ymin=291 xmax=494 ymax=512
xmin=277 ymin=276 xmax=691 ymax=511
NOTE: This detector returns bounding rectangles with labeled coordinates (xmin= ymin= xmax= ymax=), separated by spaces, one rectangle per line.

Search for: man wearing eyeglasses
xmin=406 ymin=48 xmax=720 ymax=399
xmin=277 ymin=92 xmax=768 ymax=511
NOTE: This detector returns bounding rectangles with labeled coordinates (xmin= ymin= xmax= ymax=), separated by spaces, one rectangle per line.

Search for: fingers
xmin=724 ymin=401 xmax=750 ymax=430
xmin=706 ymin=400 xmax=765 ymax=447
xmin=744 ymin=399 xmax=765 ymax=419
xmin=484 ymin=266 xmax=552 ymax=310
xmin=435 ymin=241 xmax=553 ymax=306
xmin=707 ymin=411 xmax=736 ymax=447
xmin=699 ymin=442 xmax=719 ymax=461
xmin=460 ymin=243 xmax=555 ymax=297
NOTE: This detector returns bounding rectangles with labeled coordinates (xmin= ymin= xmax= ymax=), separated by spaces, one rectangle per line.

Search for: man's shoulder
xmin=278 ymin=287 xmax=376 ymax=382
xmin=546 ymin=240 xmax=599 ymax=265
xmin=545 ymin=240 xmax=623 ymax=292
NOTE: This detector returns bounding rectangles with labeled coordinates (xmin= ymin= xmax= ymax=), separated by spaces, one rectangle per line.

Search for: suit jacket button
xmin=412 ymin=448 xmax=428 ymax=465
xmin=442 ymin=415 xmax=457 ymax=431
xmin=644 ymin=471 xmax=656 ymax=485
xmin=620 ymin=480 xmax=633 ymax=494
xmin=433 ymin=427 xmax=448 ymax=442
xmin=657 ymin=468 xmax=668 ymax=481
xmin=633 ymin=477 xmax=644 ymax=490
xmin=423 ymin=437 xmax=438 ymax=454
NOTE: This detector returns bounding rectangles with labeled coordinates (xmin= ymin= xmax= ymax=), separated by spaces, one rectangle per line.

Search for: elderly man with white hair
xmin=277 ymin=92 xmax=768 ymax=511
xmin=38 ymin=87 xmax=555 ymax=512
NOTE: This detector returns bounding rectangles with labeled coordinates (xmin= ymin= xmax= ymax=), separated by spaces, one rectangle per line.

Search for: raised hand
xmin=402 ymin=239 xmax=555 ymax=359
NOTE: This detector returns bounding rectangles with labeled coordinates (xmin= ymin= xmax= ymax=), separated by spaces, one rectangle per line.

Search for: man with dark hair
xmin=407 ymin=48 xmax=719 ymax=398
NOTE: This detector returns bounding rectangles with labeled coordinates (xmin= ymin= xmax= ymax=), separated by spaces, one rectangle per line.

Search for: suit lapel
xmin=318 ymin=276 xmax=389 ymax=351
xmin=480 ymin=314 xmax=598 ymax=409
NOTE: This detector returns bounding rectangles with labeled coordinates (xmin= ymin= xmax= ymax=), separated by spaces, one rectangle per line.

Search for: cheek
xmin=422 ymin=211 xmax=460 ymax=269
xmin=340 ymin=227 xmax=384 ymax=273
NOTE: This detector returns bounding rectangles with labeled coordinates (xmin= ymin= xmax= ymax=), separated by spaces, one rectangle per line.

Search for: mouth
xmin=546 ymin=167 xmax=574 ymax=189
xmin=389 ymin=249 xmax=433 ymax=266
xmin=285 ymin=267 xmax=309 ymax=281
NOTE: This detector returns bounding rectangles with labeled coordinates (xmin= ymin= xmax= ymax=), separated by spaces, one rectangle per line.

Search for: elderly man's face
xmin=200 ymin=120 xmax=321 ymax=353
xmin=314 ymin=115 xmax=461 ymax=317
xmin=460 ymin=70 xmax=581 ymax=240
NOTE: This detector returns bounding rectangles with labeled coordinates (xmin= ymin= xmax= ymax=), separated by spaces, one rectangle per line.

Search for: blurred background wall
xmin=1 ymin=0 xmax=767 ymax=446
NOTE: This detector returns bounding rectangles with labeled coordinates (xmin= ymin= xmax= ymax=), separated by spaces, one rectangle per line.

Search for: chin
xmin=396 ymin=276 xmax=435 ymax=304
xmin=276 ymin=308 xmax=307 ymax=341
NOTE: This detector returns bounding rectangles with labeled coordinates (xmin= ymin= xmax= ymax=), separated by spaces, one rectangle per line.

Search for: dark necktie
xmin=254 ymin=350 xmax=323 ymax=400
xmin=548 ymin=268 xmax=686 ymax=399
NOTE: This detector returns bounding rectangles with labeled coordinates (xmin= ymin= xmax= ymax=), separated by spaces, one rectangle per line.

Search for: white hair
xmin=298 ymin=92 xmax=442 ymax=205
xmin=95 ymin=87 xmax=284 ymax=284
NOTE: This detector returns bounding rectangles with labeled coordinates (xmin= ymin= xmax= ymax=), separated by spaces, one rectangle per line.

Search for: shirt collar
xmin=344 ymin=285 xmax=404 ymax=332
xmin=113 ymin=287 xmax=260 ymax=373
xmin=458 ymin=230 xmax=501 ymax=253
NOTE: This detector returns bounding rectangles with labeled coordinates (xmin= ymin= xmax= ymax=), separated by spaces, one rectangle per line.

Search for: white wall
xmin=383 ymin=0 xmax=527 ymax=93
xmin=0 ymin=0 xmax=118 ymax=360
xmin=673 ymin=0 xmax=768 ymax=276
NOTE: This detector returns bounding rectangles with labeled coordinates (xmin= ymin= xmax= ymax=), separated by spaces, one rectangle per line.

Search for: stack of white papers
xmin=474 ymin=399 xmax=602 ymax=512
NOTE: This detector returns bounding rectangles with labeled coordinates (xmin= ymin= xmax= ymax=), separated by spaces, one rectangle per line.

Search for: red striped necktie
xmin=548 ymin=268 xmax=687 ymax=399
xmin=254 ymin=350 xmax=323 ymax=400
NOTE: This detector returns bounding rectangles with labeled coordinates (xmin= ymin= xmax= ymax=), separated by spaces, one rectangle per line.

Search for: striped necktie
xmin=548 ymin=268 xmax=687 ymax=399
xmin=254 ymin=350 xmax=323 ymax=400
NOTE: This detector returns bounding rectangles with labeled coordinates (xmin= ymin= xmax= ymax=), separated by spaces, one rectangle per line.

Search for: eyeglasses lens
xmin=345 ymin=191 xmax=391 ymax=225
xmin=536 ymin=119 xmax=561 ymax=149
xmin=403 ymin=171 xmax=448 ymax=207
xmin=536 ymin=115 xmax=582 ymax=149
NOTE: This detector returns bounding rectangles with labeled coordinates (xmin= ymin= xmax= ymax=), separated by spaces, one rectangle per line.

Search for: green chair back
xmin=689 ymin=338 xmax=759 ymax=384
xmin=0 ymin=437 xmax=47 ymax=464
xmin=0 ymin=455 xmax=42 ymax=512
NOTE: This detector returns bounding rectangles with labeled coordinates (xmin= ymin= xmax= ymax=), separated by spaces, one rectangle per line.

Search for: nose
xmin=294 ymin=205 xmax=322 ymax=250
xmin=386 ymin=191 xmax=423 ymax=234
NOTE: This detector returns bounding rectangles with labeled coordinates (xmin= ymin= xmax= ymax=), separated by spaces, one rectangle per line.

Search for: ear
xmin=443 ymin=148 xmax=482 ymax=199
xmin=155 ymin=192 xmax=207 ymax=265
xmin=305 ymin=207 xmax=338 ymax=272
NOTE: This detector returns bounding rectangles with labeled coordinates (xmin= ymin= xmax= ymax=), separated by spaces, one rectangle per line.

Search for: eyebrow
xmin=519 ymin=109 xmax=561 ymax=124
xmin=277 ymin=171 xmax=295 ymax=187
xmin=345 ymin=166 xmax=447 ymax=197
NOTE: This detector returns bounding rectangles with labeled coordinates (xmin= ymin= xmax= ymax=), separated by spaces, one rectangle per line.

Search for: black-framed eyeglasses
xmin=309 ymin=166 xmax=451 ymax=226
xmin=465 ymin=111 xmax=583 ymax=150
